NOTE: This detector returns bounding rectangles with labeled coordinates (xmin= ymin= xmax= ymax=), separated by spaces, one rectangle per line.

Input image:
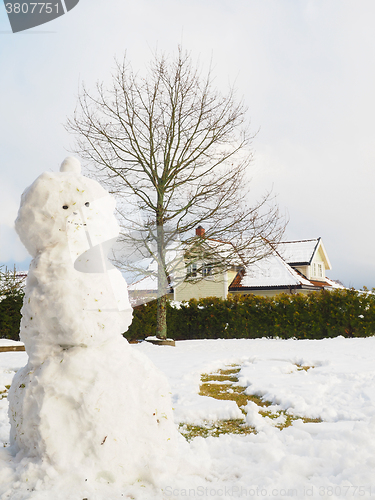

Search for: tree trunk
xmin=156 ymin=207 xmax=168 ymax=339
xmin=67 ymin=49 xmax=287 ymax=324
xmin=156 ymin=294 xmax=167 ymax=339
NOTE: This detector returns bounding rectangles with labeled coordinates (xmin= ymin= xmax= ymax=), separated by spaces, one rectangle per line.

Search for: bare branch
xmin=66 ymin=48 xmax=287 ymax=337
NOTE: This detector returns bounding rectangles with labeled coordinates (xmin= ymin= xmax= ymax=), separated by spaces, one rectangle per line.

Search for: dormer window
xmin=311 ymin=262 xmax=324 ymax=279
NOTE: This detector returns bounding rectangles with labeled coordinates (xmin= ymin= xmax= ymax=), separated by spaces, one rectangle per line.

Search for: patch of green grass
xmin=259 ymin=409 xmax=322 ymax=429
xmin=178 ymin=364 xmax=322 ymax=441
xmin=199 ymin=367 xmax=271 ymax=410
xmin=0 ymin=385 xmax=11 ymax=400
xmin=179 ymin=419 xmax=254 ymax=441
xmin=295 ymin=364 xmax=314 ymax=372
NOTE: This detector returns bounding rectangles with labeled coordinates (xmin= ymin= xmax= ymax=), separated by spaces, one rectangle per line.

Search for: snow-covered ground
xmin=1 ymin=336 xmax=375 ymax=499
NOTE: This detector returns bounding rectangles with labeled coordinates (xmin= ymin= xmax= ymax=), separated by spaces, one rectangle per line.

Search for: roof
xmin=229 ymin=252 xmax=316 ymax=291
xmin=276 ymin=239 xmax=320 ymax=265
xmin=276 ymin=238 xmax=332 ymax=270
xmin=187 ymin=237 xmax=243 ymax=266
xmin=125 ymin=240 xmax=184 ymax=288
xmin=127 ymin=233 xmax=342 ymax=295
xmin=128 ymin=274 xmax=158 ymax=292
xmin=320 ymin=277 xmax=346 ymax=289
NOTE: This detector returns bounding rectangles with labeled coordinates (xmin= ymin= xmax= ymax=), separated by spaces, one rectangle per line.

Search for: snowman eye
xmin=62 ymin=205 xmax=69 ymax=210
xmin=85 ymin=202 xmax=90 ymax=207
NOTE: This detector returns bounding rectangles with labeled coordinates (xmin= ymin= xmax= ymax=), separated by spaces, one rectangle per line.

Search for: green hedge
xmin=0 ymin=292 xmax=24 ymax=341
xmin=3 ymin=288 xmax=374 ymax=342
xmin=124 ymin=289 xmax=375 ymax=341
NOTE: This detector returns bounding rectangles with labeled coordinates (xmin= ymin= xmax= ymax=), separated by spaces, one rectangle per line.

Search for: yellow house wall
xmin=227 ymin=269 xmax=237 ymax=287
xmin=316 ymin=246 xmax=326 ymax=262
xmin=293 ymin=265 xmax=309 ymax=278
xmin=175 ymin=272 xmax=229 ymax=301
xmin=309 ymin=247 xmax=326 ymax=280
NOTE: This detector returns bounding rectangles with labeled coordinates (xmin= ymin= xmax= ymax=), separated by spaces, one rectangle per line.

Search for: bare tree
xmin=67 ymin=48 xmax=285 ymax=339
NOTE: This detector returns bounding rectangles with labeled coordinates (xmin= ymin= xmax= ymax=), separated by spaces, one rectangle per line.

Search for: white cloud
xmin=1 ymin=0 xmax=375 ymax=288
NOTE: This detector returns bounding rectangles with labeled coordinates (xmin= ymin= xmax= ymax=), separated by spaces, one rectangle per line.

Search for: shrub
xmin=124 ymin=289 xmax=375 ymax=341
xmin=0 ymin=291 xmax=24 ymax=341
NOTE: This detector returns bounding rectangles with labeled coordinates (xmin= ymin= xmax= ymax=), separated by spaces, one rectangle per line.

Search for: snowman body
xmin=8 ymin=159 xmax=178 ymax=484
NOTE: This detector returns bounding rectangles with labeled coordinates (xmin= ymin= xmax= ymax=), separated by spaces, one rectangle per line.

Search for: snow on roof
xmin=238 ymin=252 xmax=313 ymax=289
xmin=127 ymin=275 xmax=158 ymax=291
xmin=323 ymin=277 xmax=346 ymax=289
xmin=191 ymin=237 xmax=243 ymax=264
xmin=125 ymin=239 xmax=185 ymax=290
xmin=276 ymin=239 xmax=320 ymax=265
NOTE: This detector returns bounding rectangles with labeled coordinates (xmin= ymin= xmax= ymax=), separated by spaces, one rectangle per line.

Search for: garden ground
xmin=1 ymin=336 xmax=375 ymax=499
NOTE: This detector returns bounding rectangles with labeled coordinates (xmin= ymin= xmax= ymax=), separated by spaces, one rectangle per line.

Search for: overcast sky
xmin=1 ymin=0 xmax=375 ymax=289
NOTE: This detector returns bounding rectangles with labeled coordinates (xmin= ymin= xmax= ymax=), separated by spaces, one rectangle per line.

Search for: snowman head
xmin=15 ymin=157 xmax=119 ymax=262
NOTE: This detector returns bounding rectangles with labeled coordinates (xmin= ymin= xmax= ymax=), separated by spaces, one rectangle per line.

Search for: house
xmin=229 ymin=237 xmax=344 ymax=297
xmin=126 ymin=242 xmax=184 ymax=306
xmin=127 ymin=229 xmax=344 ymax=303
xmin=173 ymin=226 xmax=242 ymax=302
xmin=127 ymin=226 xmax=242 ymax=303
xmin=277 ymin=238 xmax=332 ymax=285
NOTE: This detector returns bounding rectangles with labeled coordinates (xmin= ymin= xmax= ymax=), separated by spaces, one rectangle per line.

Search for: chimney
xmin=196 ymin=226 xmax=205 ymax=237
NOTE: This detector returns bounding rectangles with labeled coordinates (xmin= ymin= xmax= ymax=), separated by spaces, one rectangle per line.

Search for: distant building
xmin=127 ymin=229 xmax=345 ymax=303
xmin=229 ymin=238 xmax=344 ymax=297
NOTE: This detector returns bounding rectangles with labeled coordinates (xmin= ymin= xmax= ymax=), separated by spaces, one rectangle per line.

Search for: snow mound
xmin=5 ymin=158 xmax=192 ymax=495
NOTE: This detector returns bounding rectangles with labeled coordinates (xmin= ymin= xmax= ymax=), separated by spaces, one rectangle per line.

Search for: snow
xmin=0 ymin=340 xmax=24 ymax=348
xmin=1 ymin=337 xmax=375 ymax=498
xmin=127 ymin=241 xmax=185 ymax=294
xmin=59 ymin=156 xmax=81 ymax=174
xmin=0 ymin=159 xmax=188 ymax=499
xmin=324 ymin=276 xmax=347 ymax=289
xmin=276 ymin=239 xmax=319 ymax=265
xmin=240 ymin=252 xmax=312 ymax=288
xmin=1 ymin=157 xmax=374 ymax=498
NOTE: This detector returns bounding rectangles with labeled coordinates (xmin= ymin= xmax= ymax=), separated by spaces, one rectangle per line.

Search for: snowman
xmin=8 ymin=157 xmax=179 ymax=486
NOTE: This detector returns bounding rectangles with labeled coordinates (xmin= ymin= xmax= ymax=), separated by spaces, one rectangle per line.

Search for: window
xmin=311 ymin=262 xmax=324 ymax=279
xmin=202 ymin=263 xmax=213 ymax=277
xmin=187 ymin=262 xmax=213 ymax=278
xmin=187 ymin=263 xmax=198 ymax=277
